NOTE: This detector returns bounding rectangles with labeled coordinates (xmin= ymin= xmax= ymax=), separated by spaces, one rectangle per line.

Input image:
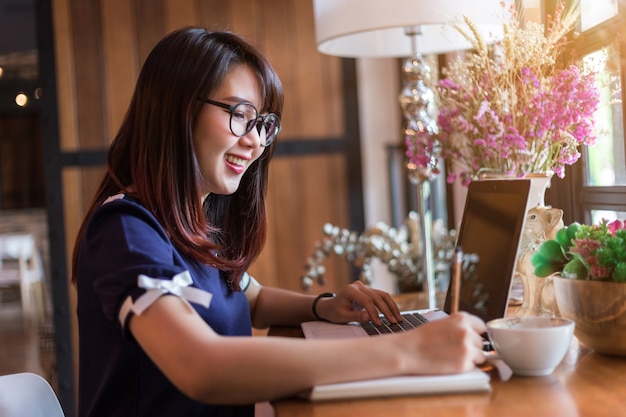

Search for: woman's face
xmin=193 ymin=64 xmax=266 ymax=196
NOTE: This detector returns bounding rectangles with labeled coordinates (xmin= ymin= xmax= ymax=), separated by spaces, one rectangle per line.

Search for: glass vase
xmin=524 ymin=172 xmax=553 ymax=208
xmin=478 ymin=172 xmax=553 ymax=208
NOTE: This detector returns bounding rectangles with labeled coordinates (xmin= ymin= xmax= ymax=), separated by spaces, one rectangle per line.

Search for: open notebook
xmin=300 ymin=179 xmax=531 ymax=401
xmin=302 ymin=370 xmax=491 ymax=401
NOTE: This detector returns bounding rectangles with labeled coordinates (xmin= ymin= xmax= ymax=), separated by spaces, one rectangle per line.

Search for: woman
xmin=73 ymin=27 xmax=487 ymax=417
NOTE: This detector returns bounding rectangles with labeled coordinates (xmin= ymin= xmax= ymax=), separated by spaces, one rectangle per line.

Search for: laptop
xmin=298 ymin=179 xmax=531 ymax=400
xmin=302 ymin=178 xmax=531 ymax=338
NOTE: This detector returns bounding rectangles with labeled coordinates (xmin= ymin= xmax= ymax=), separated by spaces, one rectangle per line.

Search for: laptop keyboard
xmin=360 ymin=312 xmax=429 ymax=336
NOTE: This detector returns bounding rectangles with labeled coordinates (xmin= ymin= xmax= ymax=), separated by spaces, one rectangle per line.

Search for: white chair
xmin=0 ymin=233 xmax=45 ymax=327
xmin=0 ymin=372 xmax=65 ymax=417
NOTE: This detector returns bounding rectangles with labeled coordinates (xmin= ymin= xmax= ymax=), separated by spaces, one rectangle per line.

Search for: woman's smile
xmin=225 ymin=153 xmax=249 ymax=174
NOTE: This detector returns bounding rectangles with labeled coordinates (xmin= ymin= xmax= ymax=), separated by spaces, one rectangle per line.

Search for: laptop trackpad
xmin=301 ymin=321 xmax=367 ymax=339
xmin=421 ymin=310 xmax=448 ymax=321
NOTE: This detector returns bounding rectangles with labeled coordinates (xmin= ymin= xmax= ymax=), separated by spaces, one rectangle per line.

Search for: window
xmin=544 ymin=0 xmax=626 ymax=225
xmin=584 ymin=45 xmax=624 ymax=187
xmin=581 ymin=0 xmax=618 ymax=31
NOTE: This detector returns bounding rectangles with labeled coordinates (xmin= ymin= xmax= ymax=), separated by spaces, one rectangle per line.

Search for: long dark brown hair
xmin=72 ymin=28 xmax=284 ymax=289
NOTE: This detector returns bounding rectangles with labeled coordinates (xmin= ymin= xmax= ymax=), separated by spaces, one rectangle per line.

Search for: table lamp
xmin=313 ymin=0 xmax=509 ymax=308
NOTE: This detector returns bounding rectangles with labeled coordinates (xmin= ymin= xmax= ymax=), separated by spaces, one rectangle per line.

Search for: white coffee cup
xmin=486 ymin=317 xmax=575 ymax=376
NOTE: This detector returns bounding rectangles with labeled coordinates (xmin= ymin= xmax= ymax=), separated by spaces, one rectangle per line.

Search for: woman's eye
xmin=232 ymin=111 xmax=247 ymax=121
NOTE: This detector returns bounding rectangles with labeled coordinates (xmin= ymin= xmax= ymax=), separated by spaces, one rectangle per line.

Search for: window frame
xmin=544 ymin=0 xmax=626 ymax=225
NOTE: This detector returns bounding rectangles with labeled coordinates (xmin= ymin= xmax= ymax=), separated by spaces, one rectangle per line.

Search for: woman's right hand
xmin=396 ymin=312 xmax=487 ymax=375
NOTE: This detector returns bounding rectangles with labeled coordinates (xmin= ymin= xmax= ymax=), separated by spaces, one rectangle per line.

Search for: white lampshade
xmin=313 ymin=0 xmax=512 ymax=57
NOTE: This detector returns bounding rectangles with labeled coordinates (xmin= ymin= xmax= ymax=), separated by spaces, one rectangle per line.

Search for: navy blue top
xmin=75 ymin=195 xmax=253 ymax=417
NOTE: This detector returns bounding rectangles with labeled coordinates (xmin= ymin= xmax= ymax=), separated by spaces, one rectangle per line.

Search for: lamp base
xmin=415 ymin=178 xmax=436 ymax=309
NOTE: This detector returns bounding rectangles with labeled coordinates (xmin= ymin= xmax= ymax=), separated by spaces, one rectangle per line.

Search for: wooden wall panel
xmin=70 ymin=0 xmax=111 ymax=208
xmin=132 ymin=0 xmax=165 ymax=65
xmin=321 ymin=54 xmax=344 ymax=136
xmin=291 ymin=0 xmax=329 ymax=137
xmin=163 ymin=0 xmax=199 ymax=32
xmin=299 ymin=154 xmax=351 ymax=293
xmin=56 ymin=0 xmax=346 ymax=147
xmin=227 ymin=0 xmax=263 ymax=41
xmin=263 ymin=161 xmax=303 ymax=292
xmin=69 ymin=0 xmax=106 ymax=149
xmin=259 ymin=0 xmax=297 ymax=137
xmin=53 ymin=0 xmax=79 ymax=152
xmin=199 ymin=0 xmax=232 ymax=31
xmin=256 ymin=155 xmax=351 ymax=293
xmin=101 ymin=0 xmax=138 ymax=136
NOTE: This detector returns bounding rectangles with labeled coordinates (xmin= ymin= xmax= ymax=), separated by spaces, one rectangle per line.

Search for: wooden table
xmin=269 ymin=293 xmax=626 ymax=417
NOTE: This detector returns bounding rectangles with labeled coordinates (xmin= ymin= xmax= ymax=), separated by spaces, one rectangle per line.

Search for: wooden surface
xmin=269 ymin=292 xmax=626 ymax=417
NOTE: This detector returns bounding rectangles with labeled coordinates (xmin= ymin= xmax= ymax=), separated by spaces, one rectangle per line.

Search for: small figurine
xmin=515 ymin=206 xmax=564 ymax=316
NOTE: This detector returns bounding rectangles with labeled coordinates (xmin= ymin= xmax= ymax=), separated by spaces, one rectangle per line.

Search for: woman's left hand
xmin=316 ymin=280 xmax=403 ymax=325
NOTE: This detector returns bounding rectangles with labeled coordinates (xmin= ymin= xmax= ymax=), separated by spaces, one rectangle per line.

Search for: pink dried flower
xmin=609 ymin=219 xmax=626 ymax=234
xmin=408 ymin=1 xmax=602 ymax=185
xmin=569 ymin=238 xmax=610 ymax=279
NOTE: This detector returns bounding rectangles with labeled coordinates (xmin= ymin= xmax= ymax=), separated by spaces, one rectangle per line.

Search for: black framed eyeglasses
xmin=199 ymin=98 xmax=281 ymax=147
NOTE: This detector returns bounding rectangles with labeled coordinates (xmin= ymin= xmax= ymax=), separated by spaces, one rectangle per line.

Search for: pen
xmin=450 ymin=246 xmax=463 ymax=314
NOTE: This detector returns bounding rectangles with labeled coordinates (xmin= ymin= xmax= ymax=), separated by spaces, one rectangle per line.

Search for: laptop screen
xmin=443 ymin=179 xmax=530 ymax=322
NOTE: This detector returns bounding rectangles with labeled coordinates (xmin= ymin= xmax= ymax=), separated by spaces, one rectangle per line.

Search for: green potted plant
xmin=531 ymin=219 xmax=626 ymax=356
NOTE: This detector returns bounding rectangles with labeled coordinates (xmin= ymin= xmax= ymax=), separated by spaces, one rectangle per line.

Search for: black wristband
xmin=312 ymin=292 xmax=336 ymax=322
